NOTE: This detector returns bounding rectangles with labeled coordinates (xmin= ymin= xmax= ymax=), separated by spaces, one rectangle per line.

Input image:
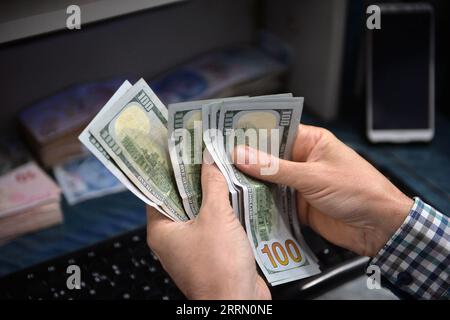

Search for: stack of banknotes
xmin=79 ymin=78 xmax=320 ymax=285
xmin=19 ymin=79 xmax=126 ymax=168
xmin=151 ymin=45 xmax=286 ymax=105
xmin=0 ymin=162 xmax=63 ymax=244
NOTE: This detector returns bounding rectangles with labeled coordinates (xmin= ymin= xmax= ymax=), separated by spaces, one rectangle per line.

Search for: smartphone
xmin=366 ymin=3 xmax=434 ymax=143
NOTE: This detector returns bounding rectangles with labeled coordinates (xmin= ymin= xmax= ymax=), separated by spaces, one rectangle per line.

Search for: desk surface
xmin=0 ymin=112 xmax=448 ymax=278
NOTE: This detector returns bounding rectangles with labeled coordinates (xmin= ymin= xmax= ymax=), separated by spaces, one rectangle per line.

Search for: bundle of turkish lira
xmin=79 ymin=78 xmax=320 ymax=286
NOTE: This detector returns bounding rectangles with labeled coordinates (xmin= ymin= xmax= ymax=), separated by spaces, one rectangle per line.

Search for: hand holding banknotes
xmin=147 ymin=124 xmax=413 ymax=300
xmin=146 ymin=150 xmax=271 ymax=300
xmin=79 ymin=79 xmax=447 ymax=300
xmin=235 ymin=124 xmax=414 ymax=258
xmin=80 ymin=79 xmax=320 ymax=287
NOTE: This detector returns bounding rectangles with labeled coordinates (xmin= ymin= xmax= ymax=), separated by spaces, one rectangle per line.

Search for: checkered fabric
xmin=371 ymin=197 xmax=449 ymax=299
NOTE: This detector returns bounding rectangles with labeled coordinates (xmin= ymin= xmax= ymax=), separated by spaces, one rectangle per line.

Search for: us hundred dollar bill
xmin=215 ymin=99 xmax=321 ymax=284
xmin=168 ymin=97 xmax=248 ymax=218
xmin=90 ymin=79 xmax=188 ymax=222
xmin=202 ymin=95 xmax=294 ymax=221
xmin=167 ymin=101 xmax=203 ymax=218
xmin=78 ymin=81 xmax=173 ymax=217
xmin=202 ymin=103 xmax=243 ymax=219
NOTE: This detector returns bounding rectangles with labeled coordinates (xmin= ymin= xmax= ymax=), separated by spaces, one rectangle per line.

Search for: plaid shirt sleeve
xmin=370 ymin=197 xmax=450 ymax=299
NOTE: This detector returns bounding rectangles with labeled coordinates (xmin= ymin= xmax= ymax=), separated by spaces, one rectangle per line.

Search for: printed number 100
xmin=261 ymin=240 xmax=302 ymax=268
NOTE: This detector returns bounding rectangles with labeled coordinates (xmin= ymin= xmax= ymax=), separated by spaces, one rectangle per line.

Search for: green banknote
xmin=168 ymin=97 xmax=247 ymax=218
xmin=90 ymin=79 xmax=188 ymax=222
xmin=203 ymin=95 xmax=294 ymax=221
xmin=168 ymin=101 xmax=203 ymax=218
xmin=79 ymin=80 xmax=172 ymax=216
xmin=202 ymin=102 xmax=242 ymax=219
xmin=216 ymin=99 xmax=321 ymax=285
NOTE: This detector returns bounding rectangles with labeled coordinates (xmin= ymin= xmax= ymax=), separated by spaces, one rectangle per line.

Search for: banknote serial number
xmin=176 ymin=304 xmax=272 ymax=317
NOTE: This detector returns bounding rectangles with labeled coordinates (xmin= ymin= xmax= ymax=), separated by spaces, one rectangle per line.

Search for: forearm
xmin=370 ymin=198 xmax=450 ymax=299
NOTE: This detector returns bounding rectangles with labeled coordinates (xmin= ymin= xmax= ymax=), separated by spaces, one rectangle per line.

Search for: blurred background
xmin=0 ymin=0 xmax=448 ymax=300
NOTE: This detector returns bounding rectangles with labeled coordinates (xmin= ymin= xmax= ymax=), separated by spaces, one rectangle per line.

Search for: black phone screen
xmin=371 ymin=10 xmax=432 ymax=130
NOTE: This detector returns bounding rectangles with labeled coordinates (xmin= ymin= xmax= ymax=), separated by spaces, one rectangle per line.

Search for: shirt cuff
xmin=370 ymin=197 xmax=450 ymax=299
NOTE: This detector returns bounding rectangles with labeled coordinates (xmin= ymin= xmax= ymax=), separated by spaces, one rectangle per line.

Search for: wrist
xmin=367 ymin=193 xmax=414 ymax=257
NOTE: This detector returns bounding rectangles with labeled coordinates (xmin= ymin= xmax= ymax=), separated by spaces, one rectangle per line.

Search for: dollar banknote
xmin=168 ymin=97 xmax=247 ymax=218
xmin=90 ymin=79 xmax=188 ymax=222
xmin=79 ymin=81 xmax=171 ymax=217
xmin=209 ymin=99 xmax=320 ymax=284
xmin=202 ymin=94 xmax=294 ymax=222
xmin=202 ymin=103 xmax=243 ymax=220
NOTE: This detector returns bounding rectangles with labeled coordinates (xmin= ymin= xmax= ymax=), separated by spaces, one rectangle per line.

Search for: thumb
xmin=200 ymin=149 xmax=234 ymax=217
xmin=234 ymin=145 xmax=314 ymax=190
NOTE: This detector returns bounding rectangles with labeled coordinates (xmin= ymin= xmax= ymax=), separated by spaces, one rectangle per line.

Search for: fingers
xmin=292 ymin=125 xmax=334 ymax=162
xmin=234 ymin=145 xmax=315 ymax=191
xmin=200 ymin=149 xmax=234 ymax=217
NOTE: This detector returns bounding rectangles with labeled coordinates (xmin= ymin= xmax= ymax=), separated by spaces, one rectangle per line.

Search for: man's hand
xmin=146 ymin=151 xmax=270 ymax=300
xmin=235 ymin=125 xmax=414 ymax=257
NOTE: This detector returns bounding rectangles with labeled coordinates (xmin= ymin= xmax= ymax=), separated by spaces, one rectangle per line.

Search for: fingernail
xmin=203 ymin=148 xmax=215 ymax=165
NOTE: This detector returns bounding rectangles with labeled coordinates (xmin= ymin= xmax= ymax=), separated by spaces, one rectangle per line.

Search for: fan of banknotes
xmin=79 ymin=78 xmax=320 ymax=286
